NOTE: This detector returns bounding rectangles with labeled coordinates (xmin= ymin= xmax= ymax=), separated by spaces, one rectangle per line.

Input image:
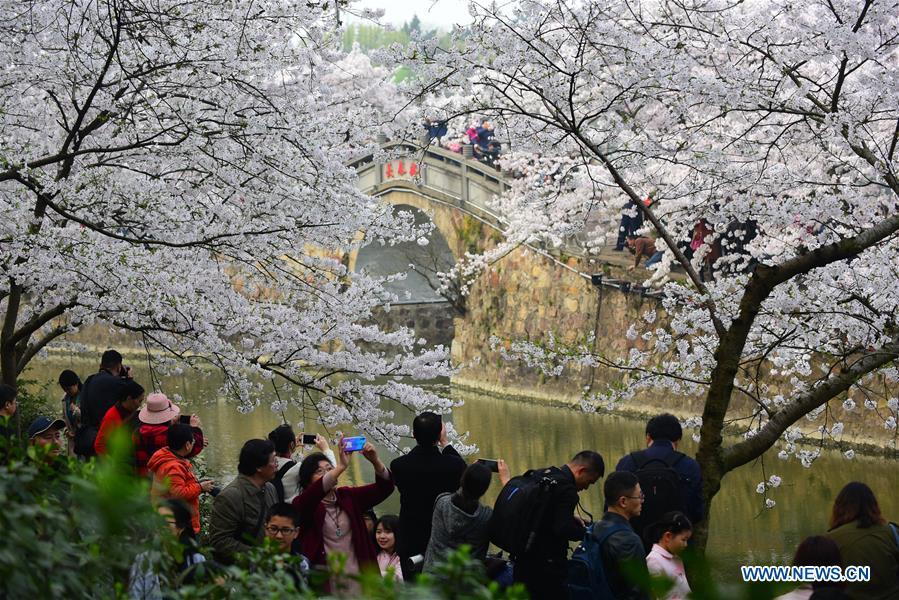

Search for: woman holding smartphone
xmin=293 ymin=438 xmax=394 ymax=594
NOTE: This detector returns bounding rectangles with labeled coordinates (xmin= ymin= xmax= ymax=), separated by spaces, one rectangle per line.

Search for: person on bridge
xmin=625 ymin=234 xmax=658 ymax=270
xmin=390 ymin=411 xmax=467 ymax=579
xmin=614 ymin=413 xmax=704 ymax=548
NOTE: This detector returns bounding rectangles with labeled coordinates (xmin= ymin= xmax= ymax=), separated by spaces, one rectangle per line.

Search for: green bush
xmin=0 ymin=431 xmax=526 ymax=599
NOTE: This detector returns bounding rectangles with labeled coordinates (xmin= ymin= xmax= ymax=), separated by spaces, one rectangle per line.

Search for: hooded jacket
xmin=423 ymin=492 xmax=492 ymax=572
xmin=135 ymin=422 xmax=204 ymax=477
xmin=147 ymin=446 xmax=202 ymax=533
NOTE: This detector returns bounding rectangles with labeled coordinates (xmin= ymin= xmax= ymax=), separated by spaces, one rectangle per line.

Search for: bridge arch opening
xmin=354 ymin=204 xmax=455 ymax=303
xmin=354 ymin=203 xmax=457 ymax=350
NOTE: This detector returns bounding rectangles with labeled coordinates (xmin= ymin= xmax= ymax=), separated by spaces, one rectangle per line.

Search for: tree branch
xmin=723 ymin=340 xmax=899 ymax=471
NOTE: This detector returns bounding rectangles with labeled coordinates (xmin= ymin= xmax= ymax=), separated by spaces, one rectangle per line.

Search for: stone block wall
xmin=451 ymin=245 xmax=899 ymax=449
xmin=370 ymin=302 xmax=455 ymax=351
xmin=451 ymin=245 xmax=664 ymax=405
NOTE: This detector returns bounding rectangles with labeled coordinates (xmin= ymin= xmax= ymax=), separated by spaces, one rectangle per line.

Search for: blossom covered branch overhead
xmin=0 ymin=0 xmax=461 ymax=450
xmin=395 ymin=0 xmax=899 ymax=519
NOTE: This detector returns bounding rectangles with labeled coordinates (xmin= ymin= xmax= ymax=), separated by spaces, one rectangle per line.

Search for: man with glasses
xmin=591 ymin=471 xmax=650 ymax=600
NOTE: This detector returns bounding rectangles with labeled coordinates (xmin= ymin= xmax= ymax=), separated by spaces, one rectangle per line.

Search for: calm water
xmin=24 ymin=357 xmax=899 ymax=581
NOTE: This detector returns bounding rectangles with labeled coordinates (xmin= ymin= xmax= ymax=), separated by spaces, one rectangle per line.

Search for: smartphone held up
xmin=341 ymin=436 xmax=366 ymax=452
xmin=476 ymin=458 xmax=500 ymax=473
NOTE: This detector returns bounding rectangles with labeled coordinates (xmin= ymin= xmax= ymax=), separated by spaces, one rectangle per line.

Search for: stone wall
xmin=451 ymin=244 xmax=898 ymax=449
xmin=451 ymin=245 xmax=663 ymax=404
xmin=370 ymin=301 xmax=455 ymax=350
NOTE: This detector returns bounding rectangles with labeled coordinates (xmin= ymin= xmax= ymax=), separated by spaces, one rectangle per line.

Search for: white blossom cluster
xmin=0 ymin=0 xmax=465 ymax=450
xmin=395 ymin=0 xmax=899 ymax=473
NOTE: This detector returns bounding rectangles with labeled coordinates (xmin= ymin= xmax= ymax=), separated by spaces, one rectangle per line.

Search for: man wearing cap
xmin=134 ymin=393 xmax=204 ymax=477
xmin=28 ymin=416 xmax=66 ymax=458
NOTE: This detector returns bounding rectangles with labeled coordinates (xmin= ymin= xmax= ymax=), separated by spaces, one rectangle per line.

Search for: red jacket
xmin=293 ymin=471 xmax=395 ymax=569
xmin=95 ymin=404 xmax=131 ymax=456
xmin=134 ymin=423 xmax=204 ymax=477
xmin=148 ymin=447 xmax=203 ymax=533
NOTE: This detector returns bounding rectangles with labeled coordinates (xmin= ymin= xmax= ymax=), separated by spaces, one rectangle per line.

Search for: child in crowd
xmin=264 ymin=503 xmax=310 ymax=590
xmin=645 ymin=511 xmax=693 ymax=600
xmin=375 ymin=514 xmax=403 ymax=581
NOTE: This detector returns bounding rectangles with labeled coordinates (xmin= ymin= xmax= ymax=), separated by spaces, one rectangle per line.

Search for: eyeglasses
xmin=314 ymin=464 xmax=334 ymax=475
xmin=625 ymin=493 xmax=645 ymax=501
xmin=265 ymin=525 xmax=298 ymax=536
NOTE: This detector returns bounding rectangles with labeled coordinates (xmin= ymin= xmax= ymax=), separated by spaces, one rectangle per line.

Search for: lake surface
xmin=24 ymin=356 xmax=899 ymax=582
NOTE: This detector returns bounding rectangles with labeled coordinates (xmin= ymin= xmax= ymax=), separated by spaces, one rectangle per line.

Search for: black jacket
xmin=615 ymin=440 xmax=704 ymax=525
xmin=80 ymin=370 xmax=127 ymax=429
xmin=526 ymin=465 xmax=585 ymax=561
xmin=592 ymin=512 xmax=649 ymax=600
xmin=390 ymin=444 xmax=466 ymax=557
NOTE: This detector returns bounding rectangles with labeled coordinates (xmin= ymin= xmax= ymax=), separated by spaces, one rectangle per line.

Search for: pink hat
xmin=138 ymin=393 xmax=181 ymax=425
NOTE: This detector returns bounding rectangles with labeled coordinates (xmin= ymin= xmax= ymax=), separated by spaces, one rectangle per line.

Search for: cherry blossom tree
xmin=0 ymin=0 xmax=459 ymax=448
xmin=400 ymin=0 xmax=899 ymax=547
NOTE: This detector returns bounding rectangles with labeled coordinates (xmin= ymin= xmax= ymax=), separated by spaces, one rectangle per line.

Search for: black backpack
xmin=628 ymin=450 xmax=687 ymax=545
xmin=489 ymin=467 xmax=560 ymax=557
xmin=567 ymin=523 xmax=631 ymax=600
xmin=271 ymin=460 xmax=297 ymax=503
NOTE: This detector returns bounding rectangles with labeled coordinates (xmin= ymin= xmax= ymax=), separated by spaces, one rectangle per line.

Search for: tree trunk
xmin=692 ymin=452 xmax=723 ymax=551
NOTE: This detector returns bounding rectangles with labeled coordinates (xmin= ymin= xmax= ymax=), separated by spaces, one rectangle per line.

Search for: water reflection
xmin=24 ymin=358 xmax=899 ymax=581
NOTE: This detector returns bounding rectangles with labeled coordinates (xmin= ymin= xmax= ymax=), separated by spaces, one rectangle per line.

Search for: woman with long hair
xmin=825 ymin=482 xmax=899 ymax=600
xmin=774 ymin=536 xmax=844 ymax=600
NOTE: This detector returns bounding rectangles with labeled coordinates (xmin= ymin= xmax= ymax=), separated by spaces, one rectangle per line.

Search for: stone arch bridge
xmin=346 ymin=142 xmax=657 ymax=403
xmin=346 ymin=141 xmax=511 ymax=350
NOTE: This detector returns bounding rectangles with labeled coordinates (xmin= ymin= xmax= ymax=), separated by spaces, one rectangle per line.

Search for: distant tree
xmin=408 ymin=14 xmax=422 ymax=34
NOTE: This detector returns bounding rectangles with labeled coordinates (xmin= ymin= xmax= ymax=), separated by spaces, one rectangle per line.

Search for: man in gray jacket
xmin=208 ymin=439 xmax=279 ymax=563
xmin=591 ymin=471 xmax=650 ymax=600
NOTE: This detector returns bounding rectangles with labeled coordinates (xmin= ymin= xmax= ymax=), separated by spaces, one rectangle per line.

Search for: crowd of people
xmin=615 ymin=198 xmax=760 ymax=283
xmin=424 ymin=118 xmax=502 ymax=168
xmin=0 ymin=350 xmax=897 ymax=600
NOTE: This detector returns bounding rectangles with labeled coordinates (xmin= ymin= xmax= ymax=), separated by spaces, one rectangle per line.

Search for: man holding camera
xmin=76 ymin=349 xmax=134 ymax=457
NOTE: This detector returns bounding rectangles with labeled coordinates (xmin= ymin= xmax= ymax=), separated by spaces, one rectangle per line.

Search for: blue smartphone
xmin=342 ymin=436 xmax=366 ymax=452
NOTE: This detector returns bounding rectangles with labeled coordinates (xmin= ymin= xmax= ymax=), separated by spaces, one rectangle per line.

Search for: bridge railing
xmin=351 ymin=141 xmax=595 ymax=252
xmin=350 ymin=140 xmax=663 ymax=297
xmin=350 ymin=140 xmax=507 ymax=219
